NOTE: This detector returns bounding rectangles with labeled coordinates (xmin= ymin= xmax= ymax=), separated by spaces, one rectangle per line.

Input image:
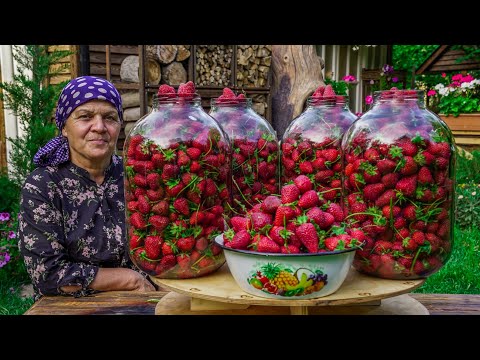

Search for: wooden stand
xmin=150 ymin=265 xmax=428 ymax=315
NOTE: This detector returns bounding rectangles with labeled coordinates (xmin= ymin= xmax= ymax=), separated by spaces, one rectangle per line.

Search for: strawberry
xmin=273 ymin=206 xmax=296 ymax=226
xmin=296 ymin=223 xmax=319 ymax=253
xmin=257 ymin=235 xmax=281 ymax=253
xmin=260 ymin=196 xmax=282 ymax=214
xmin=157 ymin=254 xmax=177 ymax=273
xmin=281 ymin=244 xmax=301 ymax=254
xmin=157 ymin=84 xmax=175 ymax=97
xmin=146 ymin=188 xmax=163 ymax=202
xmin=195 ymin=237 xmax=209 ymax=252
xmin=324 ymin=236 xmax=340 ymax=251
xmin=395 ymin=175 xmax=417 ymax=197
xmin=400 ymin=156 xmax=418 ymax=176
xmin=298 ymin=190 xmax=319 ymax=209
xmin=249 ymin=212 xmax=272 ymax=231
xmin=129 ymin=235 xmax=142 ymax=250
xmin=322 ymin=84 xmax=336 ymax=98
xmin=363 ymin=183 xmax=385 ymax=202
xmin=230 ymin=216 xmax=251 ymax=232
xmin=177 ymin=81 xmax=195 ymax=97
xmin=376 ymin=158 xmax=397 ymax=174
xmin=326 ymin=202 xmax=344 ymax=222
xmin=226 ymin=230 xmax=251 ymax=250
xmin=173 ymin=197 xmax=190 ymax=216
xmin=149 ymin=215 xmax=169 ymax=231
xmin=144 ymin=235 xmax=162 ymax=259
xmin=281 ymin=184 xmax=300 ymax=204
xmin=136 ymin=195 xmax=151 ymax=214
xmin=151 ymin=200 xmax=169 ymax=216
xmin=177 ymin=236 xmax=196 ymax=252
xmin=294 ymin=175 xmax=313 ymax=193
xmin=130 ymin=212 xmax=146 ymax=229
xmin=176 ymin=253 xmax=191 ymax=269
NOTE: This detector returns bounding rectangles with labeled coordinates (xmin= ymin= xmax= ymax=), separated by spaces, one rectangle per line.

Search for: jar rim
xmin=211 ymin=97 xmax=252 ymax=106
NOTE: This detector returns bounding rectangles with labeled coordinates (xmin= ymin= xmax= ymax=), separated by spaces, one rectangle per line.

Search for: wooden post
xmin=271 ymin=45 xmax=324 ymax=138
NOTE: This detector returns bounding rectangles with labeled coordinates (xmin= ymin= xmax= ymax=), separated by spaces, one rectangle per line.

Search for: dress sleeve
xmin=18 ymin=177 xmax=99 ymax=297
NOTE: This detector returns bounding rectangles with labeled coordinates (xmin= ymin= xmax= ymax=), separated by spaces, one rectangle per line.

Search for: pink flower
xmin=392 ymin=77 xmax=398 ymax=83
xmin=355 ymin=112 xmax=363 ymax=117
xmin=342 ymin=75 xmax=356 ymax=82
xmin=0 ymin=212 xmax=10 ymax=222
xmin=0 ymin=252 xmax=11 ymax=268
xmin=365 ymin=95 xmax=373 ymax=105
xmin=461 ymin=75 xmax=474 ymax=83
xmin=8 ymin=231 xmax=16 ymax=239
xmin=442 ymin=73 xmax=446 ymax=78
xmin=427 ymin=90 xmax=436 ymax=96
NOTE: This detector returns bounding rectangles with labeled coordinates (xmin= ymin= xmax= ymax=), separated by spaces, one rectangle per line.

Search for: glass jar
xmin=341 ymin=89 xmax=456 ymax=279
xmin=210 ymin=94 xmax=280 ymax=215
xmin=123 ymin=94 xmax=231 ymax=278
xmin=281 ymin=94 xmax=357 ymax=208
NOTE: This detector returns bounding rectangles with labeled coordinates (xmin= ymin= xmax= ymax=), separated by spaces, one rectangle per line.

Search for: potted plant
xmin=426 ymin=72 xmax=480 ymax=133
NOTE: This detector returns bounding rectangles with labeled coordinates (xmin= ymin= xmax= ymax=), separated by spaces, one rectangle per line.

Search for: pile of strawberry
xmin=281 ymin=84 xmax=356 ymax=206
xmin=223 ymin=174 xmax=362 ymax=254
xmin=343 ymin=89 xmax=453 ymax=279
xmin=124 ymin=81 xmax=231 ymax=278
xmin=211 ymin=87 xmax=280 ymax=214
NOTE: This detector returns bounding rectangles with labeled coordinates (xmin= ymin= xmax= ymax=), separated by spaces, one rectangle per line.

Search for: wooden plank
xmin=90 ymin=63 xmax=121 ymax=77
xmin=430 ymin=63 xmax=480 ymax=72
xmin=89 ymin=52 xmax=129 ymax=65
xmin=416 ymin=45 xmax=448 ymax=74
xmin=89 ymin=45 xmax=138 ymax=55
xmin=409 ymin=293 xmax=480 ymax=315
xmin=453 ymin=137 xmax=480 ymax=145
xmin=49 ymin=74 xmax=72 ymax=85
xmin=24 ymin=291 xmax=169 ymax=315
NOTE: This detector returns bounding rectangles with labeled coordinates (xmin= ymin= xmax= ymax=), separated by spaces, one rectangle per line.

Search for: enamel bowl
xmin=214 ymin=234 xmax=358 ymax=300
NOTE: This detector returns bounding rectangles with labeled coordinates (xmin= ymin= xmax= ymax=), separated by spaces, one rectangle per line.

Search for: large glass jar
xmin=123 ymin=91 xmax=231 ymax=279
xmin=341 ymin=89 xmax=456 ymax=279
xmin=209 ymin=90 xmax=280 ymax=215
xmin=281 ymin=93 xmax=357 ymax=210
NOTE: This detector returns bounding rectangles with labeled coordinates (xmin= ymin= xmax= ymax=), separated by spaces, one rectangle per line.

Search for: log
xmin=176 ymin=45 xmax=191 ymax=62
xmin=271 ymin=45 xmax=324 ymax=138
xmin=162 ymin=62 xmax=187 ymax=85
xmin=146 ymin=58 xmax=161 ymax=85
xmin=121 ymin=91 xmax=140 ymax=108
xmin=149 ymin=45 xmax=178 ymax=65
xmin=120 ymin=55 xmax=139 ymax=83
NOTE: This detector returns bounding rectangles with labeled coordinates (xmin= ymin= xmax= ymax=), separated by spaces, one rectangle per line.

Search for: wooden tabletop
xmin=23 ymin=291 xmax=480 ymax=315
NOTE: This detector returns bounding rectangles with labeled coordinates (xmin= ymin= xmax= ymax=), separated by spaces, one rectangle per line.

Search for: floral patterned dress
xmin=18 ymin=155 xmax=130 ymax=300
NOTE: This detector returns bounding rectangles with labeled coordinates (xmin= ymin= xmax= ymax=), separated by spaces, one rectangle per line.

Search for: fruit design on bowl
xmin=248 ymin=263 xmax=328 ymax=297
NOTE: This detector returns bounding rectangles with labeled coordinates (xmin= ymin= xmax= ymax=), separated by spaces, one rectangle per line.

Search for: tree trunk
xmin=271 ymin=45 xmax=325 ymax=138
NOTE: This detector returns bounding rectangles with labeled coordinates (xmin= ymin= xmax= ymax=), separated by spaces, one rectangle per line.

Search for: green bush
xmin=0 ymin=172 xmax=20 ymax=214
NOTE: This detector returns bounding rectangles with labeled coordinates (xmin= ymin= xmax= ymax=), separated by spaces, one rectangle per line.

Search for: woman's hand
xmin=88 ymin=267 xmax=156 ymax=292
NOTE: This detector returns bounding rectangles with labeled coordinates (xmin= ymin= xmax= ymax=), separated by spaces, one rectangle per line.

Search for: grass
xmin=0 ymin=270 xmax=34 ymax=315
xmin=414 ymin=225 xmax=480 ymax=294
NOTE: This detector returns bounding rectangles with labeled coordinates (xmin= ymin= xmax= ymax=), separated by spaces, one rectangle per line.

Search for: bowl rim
xmin=214 ymin=234 xmax=360 ymax=257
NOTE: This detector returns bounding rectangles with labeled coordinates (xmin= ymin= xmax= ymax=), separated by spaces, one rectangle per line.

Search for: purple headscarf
xmin=33 ymin=76 xmax=123 ymax=167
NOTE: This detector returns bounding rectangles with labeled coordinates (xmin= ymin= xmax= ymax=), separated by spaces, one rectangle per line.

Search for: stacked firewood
xmin=145 ymin=45 xmax=191 ymax=85
xmin=195 ymin=45 xmax=233 ymax=86
xmin=237 ymin=45 xmax=271 ymax=88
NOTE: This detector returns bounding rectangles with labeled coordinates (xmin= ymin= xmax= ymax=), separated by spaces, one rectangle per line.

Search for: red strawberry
xmin=273 ymin=206 xmax=296 ymax=226
xmin=230 ymin=216 xmax=251 ymax=232
xmin=149 ymin=215 xmax=169 ymax=231
xmin=176 ymin=253 xmax=191 ymax=269
xmin=298 ymin=190 xmax=319 ymax=209
xmin=395 ymin=175 xmax=417 ymax=197
xmin=376 ymin=158 xmax=397 ymax=174
xmin=249 ymin=212 xmax=272 ymax=231
xmin=294 ymin=175 xmax=313 ymax=193
xmin=151 ymin=200 xmax=169 ymax=216
xmin=363 ymin=183 xmax=385 ymax=202
xmin=195 ymin=237 xmax=209 ymax=251
xmin=157 ymin=84 xmax=175 ymax=97
xmin=177 ymin=236 xmax=196 ymax=252
xmin=257 ymin=235 xmax=281 ymax=253
xmin=375 ymin=189 xmax=397 ymax=207
xmin=324 ymin=236 xmax=340 ymax=251
xmin=296 ymin=223 xmax=319 ymax=253
xmin=157 ymin=254 xmax=177 ymax=273
xmin=177 ymin=81 xmax=195 ymax=97
xmin=144 ymin=235 xmax=162 ymax=259
xmin=226 ymin=230 xmax=251 ymax=250
xmin=146 ymin=188 xmax=164 ymax=202
xmin=326 ymin=202 xmax=344 ymax=222
xmin=260 ymin=196 xmax=282 ymax=214
xmin=130 ymin=212 xmax=146 ymax=229
xmin=322 ymin=84 xmax=336 ymax=98
xmin=173 ymin=197 xmax=190 ymax=216
xmin=281 ymin=244 xmax=301 ymax=254
xmin=400 ymin=156 xmax=418 ymax=176
xmin=129 ymin=235 xmax=142 ymax=250
xmin=281 ymin=184 xmax=300 ymax=204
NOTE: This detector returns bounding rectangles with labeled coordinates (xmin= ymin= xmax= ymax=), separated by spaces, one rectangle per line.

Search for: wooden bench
xmin=23 ymin=291 xmax=480 ymax=315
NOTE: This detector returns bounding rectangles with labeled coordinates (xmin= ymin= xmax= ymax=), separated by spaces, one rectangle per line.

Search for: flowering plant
xmin=363 ymin=64 xmax=402 ymax=111
xmin=426 ymin=72 xmax=480 ymax=117
xmin=0 ymin=212 xmax=22 ymax=274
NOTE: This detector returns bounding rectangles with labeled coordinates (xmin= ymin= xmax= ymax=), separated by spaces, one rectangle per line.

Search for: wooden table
xmin=23 ymin=291 xmax=480 ymax=315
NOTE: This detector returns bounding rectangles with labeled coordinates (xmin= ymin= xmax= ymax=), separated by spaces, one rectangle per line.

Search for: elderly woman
xmin=18 ymin=76 xmax=154 ymax=300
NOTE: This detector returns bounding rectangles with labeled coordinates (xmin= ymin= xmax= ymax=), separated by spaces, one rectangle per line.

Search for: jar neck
xmin=307 ymin=96 xmax=336 ymax=107
xmin=211 ymin=97 xmax=252 ymax=108
xmin=372 ymin=90 xmax=425 ymax=108
xmin=153 ymin=94 xmax=202 ymax=108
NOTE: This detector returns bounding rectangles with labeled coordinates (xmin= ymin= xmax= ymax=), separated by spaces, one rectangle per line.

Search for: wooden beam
xmin=416 ymin=45 xmax=448 ymax=74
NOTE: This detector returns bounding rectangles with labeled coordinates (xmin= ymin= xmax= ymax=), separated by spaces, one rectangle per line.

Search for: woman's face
xmin=62 ymin=100 xmax=121 ymax=169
